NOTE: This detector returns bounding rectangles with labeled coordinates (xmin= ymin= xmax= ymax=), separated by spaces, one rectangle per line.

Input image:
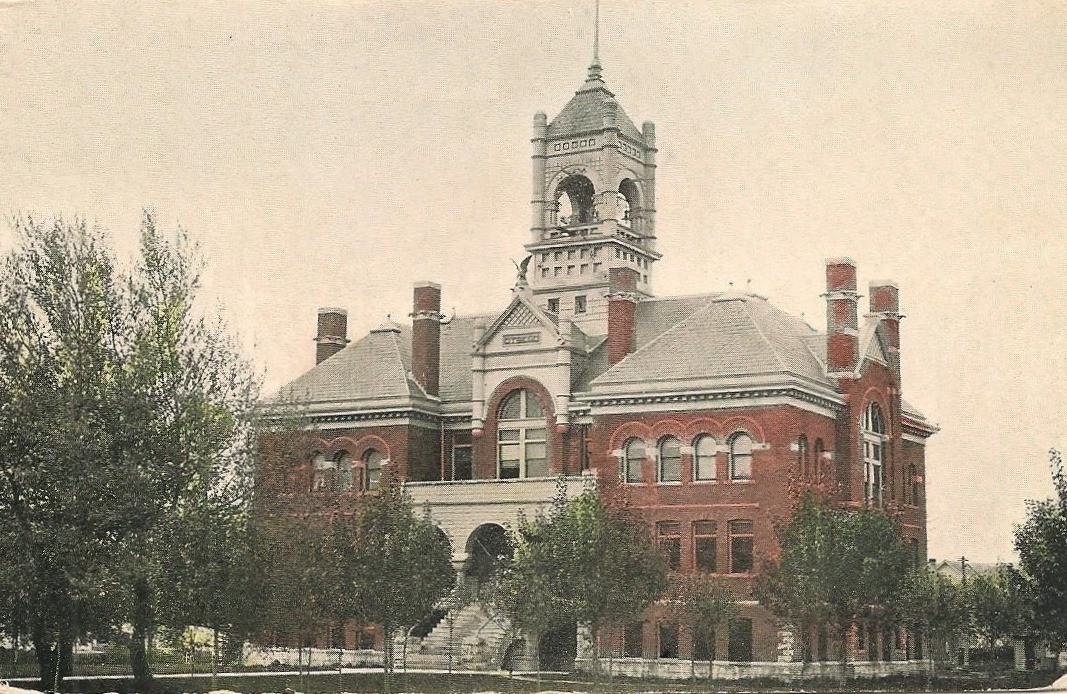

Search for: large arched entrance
xmin=464 ymin=523 xmax=513 ymax=594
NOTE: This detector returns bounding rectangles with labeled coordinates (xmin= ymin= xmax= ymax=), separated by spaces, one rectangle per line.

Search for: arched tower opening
xmin=464 ymin=523 xmax=513 ymax=593
xmin=554 ymin=174 xmax=596 ymax=227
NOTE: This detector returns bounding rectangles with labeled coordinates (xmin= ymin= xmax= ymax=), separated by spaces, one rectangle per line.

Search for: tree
xmin=1015 ymin=448 xmax=1067 ymax=650
xmin=0 ymin=216 xmax=138 ymax=689
xmin=758 ymin=495 xmax=912 ymax=675
xmin=0 ymin=214 xmax=261 ymax=691
xmin=328 ymin=478 xmax=455 ymax=688
xmin=663 ymin=572 xmax=737 ymax=679
xmin=900 ymin=568 xmax=968 ymax=668
xmin=499 ymin=486 xmax=668 ymax=675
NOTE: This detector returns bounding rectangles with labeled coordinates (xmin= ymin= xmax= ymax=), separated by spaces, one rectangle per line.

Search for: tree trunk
xmin=211 ymin=627 xmax=219 ymax=691
xmin=129 ymin=577 xmax=155 ymax=692
xmin=838 ymin=624 xmax=849 ymax=683
xmin=33 ymin=633 xmax=56 ymax=692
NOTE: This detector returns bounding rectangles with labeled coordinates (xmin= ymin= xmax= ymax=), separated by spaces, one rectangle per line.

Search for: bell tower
xmin=527 ymin=37 xmax=658 ymax=335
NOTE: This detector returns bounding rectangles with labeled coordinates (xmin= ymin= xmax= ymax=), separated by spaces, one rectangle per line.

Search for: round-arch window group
xmin=310 ymin=447 xmax=388 ymax=493
xmin=620 ymin=432 xmax=755 ymax=484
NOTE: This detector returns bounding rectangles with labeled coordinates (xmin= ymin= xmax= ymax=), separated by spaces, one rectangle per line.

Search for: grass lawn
xmin=2 ymin=666 xmax=1063 ymax=694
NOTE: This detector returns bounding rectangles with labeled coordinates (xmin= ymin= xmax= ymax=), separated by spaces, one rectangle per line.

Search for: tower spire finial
xmin=593 ymin=0 xmax=600 ymax=64
xmin=586 ymin=0 xmax=603 ymax=82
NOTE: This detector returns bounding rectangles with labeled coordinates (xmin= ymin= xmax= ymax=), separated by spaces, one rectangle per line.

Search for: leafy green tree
xmin=1015 ymin=448 xmax=1067 ymax=650
xmin=499 ymin=486 xmax=667 ymax=675
xmin=0 ymin=217 xmax=137 ymax=689
xmin=663 ymin=572 xmax=737 ymax=678
xmin=758 ymin=495 xmax=911 ymax=674
xmin=327 ymin=478 xmax=455 ymax=687
xmin=0 ymin=214 xmax=261 ymax=691
xmin=900 ymin=568 xmax=967 ymax=667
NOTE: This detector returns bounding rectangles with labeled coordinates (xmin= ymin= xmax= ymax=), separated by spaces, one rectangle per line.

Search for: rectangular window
xmin=567 ymin=265 xmax=575 ymax=275
xmin=547 ymin=298 xmax=559 ymax=313
xmin=657 ymin=521 xmax=682 ymax=571
xmin=727 ymin=618 xmax=753 ymax=662
xmin=553 ymin=267 xmax=561 ymax=277
xmin=693 ymin=628 xmax=716 ymax=661
xmin=580 ymin=248 xmax=588 ymax=259
xmin=540 ymin=267 xmax=549 ymax=278
xmin=554 ymin=251 xmax=563 ymax=261
xmin=574 ymin=295 xmax=587 ymax=314
xmin=452 ymin=432 xmax=472 ymax=481
xmin=541 ymin=252 xmax=549 ymax=262
xmin=567 ymin=249 xmax=576 ymax=260
xmin=693 ymin=520 xmax=717 ymax=573
xmin=593 ymin=262 xmax=602 ymax=272
xmin=624 ymin=622 xmax=644 ymax=658
xmin=729 ymin=520 xmax=754 ymax=573
xmin=658 ymin=622 xmax=679 ymax=659
xmin=580 ymin=263 xmax=589 ymax=274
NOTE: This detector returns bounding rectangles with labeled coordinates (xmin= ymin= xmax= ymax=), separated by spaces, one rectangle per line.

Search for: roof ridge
xmin=738 ymin=299 xmax=789 ymax=374
xmin=383 ymin=328 xmax=414 ymax=393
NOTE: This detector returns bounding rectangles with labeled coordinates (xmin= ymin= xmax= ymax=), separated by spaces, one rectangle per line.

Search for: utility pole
xmin=960 ymin=556 xmax=971 ymax=668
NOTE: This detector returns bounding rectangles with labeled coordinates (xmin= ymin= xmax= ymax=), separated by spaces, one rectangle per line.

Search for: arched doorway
xmin=464 ymin=523 xmax=513 ymax=595
xmin=539 ymin=622 xmax=578 ymax=671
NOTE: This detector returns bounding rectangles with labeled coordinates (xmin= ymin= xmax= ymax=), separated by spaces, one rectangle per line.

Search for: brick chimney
xmin=607 ymin=267 xmax=640 ymax=365
xmin=824 ymin=258 xmax=859 ymax=373
xmin=314 ymin=307 xmax=349 ymax=364
xmin=410 ymin=282 xmax=443 ymax=397
xmin=869 ymin=281 xmax=901 ymax=376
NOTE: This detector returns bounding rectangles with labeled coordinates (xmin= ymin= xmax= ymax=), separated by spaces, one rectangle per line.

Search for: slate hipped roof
xmin=276 ymin=292 xmax=843 ymax=407
xmin=546 ymin=63 xmax=645 ymax=142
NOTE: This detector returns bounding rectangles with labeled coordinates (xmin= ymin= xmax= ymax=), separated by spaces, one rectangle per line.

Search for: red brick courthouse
xmin=263 ymin=51 xmax=937 ymax=673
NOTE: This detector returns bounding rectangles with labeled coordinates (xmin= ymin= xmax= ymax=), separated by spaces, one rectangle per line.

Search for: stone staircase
xmin=418 ymin=598 xmax=514 ymax=667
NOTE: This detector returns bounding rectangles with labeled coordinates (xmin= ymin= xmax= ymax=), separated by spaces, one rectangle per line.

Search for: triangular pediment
xmin=477 ymin=290 xmax=560 ymax=351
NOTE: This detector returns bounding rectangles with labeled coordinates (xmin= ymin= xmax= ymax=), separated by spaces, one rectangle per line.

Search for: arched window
xmin=658 ymin=436 xmax=682 ymax=483
xmin=813 ymin=438 xmax=825 ymax=479
xmin=797 ymin=435 xmax=809 ymax=479
xmin=621 ymin=437 xmax=646 ymax=484
xmin=909 ymin=464 xmax=920 ymax=505
xmin=862 ymin=403 xmax=886 ymax=506
xmin=729 ymin=433 xmax=754 ymax=481
xmin=311 ymin=452 xmax=334 ymax=492
xmin=363 ymin=448 xmax=387 ymax=491
xmin=334 ymin=450 xmax=353 ymax=491
xmin=496 ymin=389 xmax=548 ymax=479
xmin=694 ymin=435 xmax=717 ymax=481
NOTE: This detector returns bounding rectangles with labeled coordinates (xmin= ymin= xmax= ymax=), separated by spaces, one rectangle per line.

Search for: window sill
xmin=692 ymin=479 xmax=718 ymax=485
xmin=728 ymin=478 xmax=754 ymax=484
xmin=656 ymin=481 xmax=683 ymax=486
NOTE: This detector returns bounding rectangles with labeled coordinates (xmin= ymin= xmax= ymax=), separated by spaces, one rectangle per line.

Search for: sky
xmin=1 ymin=0 xmax=1065 ymax=563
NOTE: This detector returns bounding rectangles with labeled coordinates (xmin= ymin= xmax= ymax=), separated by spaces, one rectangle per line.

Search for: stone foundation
xmin=577 ymin=657 xmax=934 ymax=680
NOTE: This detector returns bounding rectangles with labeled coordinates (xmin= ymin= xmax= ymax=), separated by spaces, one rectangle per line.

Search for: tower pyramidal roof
xmin=546 ymin=51 xmax=645 ymax=142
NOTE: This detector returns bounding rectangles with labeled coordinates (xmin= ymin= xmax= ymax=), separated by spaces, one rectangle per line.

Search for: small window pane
xmin=499 ymin=429 xmax=520 ymax=441
xmin=524 ymin=393 xmax=545 ymax=419
xmin=499 ymin=443 xmax=520 ymax=461
xmin=499 ymin=392 xmax=522 ymax=420
xmin=526 ymin=428 xmax=548 ymax=441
